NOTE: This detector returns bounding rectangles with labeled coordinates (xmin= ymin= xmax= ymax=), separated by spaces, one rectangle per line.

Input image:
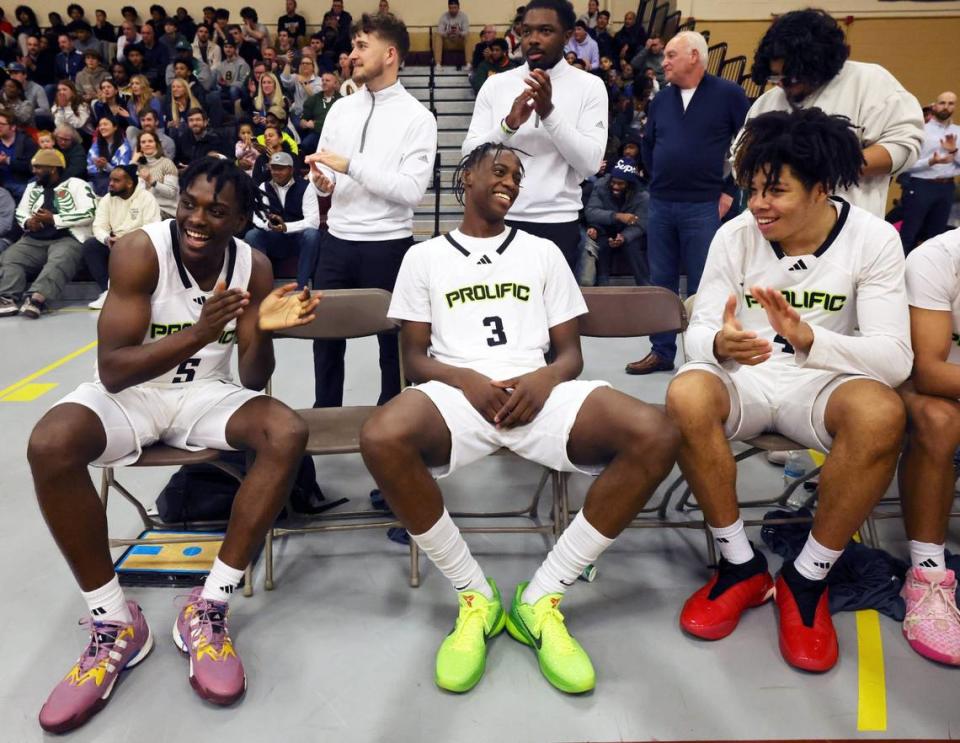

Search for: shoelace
xmin=533 ymin=605 xmax=578 ymax=656
xmin=187 ymin=598 xmax=230 ymax=653
xmin=76 ymin=618 xmax=129 ymax=675
xmin=450 ymin=603 xmax=488 ymax=651
xmin=905 ymin=579 xmax=960 ymax=629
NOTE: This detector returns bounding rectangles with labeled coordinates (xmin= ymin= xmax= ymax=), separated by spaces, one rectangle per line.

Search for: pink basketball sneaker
xmin=174 ymin=587 xmax=246 ymax=704
xmin=39 ymin=601 xmax=153 ymax=733
xmin=901 ymin=567 xmax=960 ymax=666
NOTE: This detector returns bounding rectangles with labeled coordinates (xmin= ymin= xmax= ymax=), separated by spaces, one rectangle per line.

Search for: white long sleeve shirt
xmin=735 ymin=61 xmax=924 ymax=217
xmin=906 ymin=118 xmax=960 ymax=180
xmin=314 ymin=80 xmax=437 ymax=241
xmin=685 ymin=198 xmax=913 ymax=388
xmin=253 ymin=177 xmax=320 ymax=233
xmin=463 ymin=60 xmax=608 ymax=223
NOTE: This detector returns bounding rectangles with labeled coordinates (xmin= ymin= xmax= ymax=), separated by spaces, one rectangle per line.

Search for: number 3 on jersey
xmin=172 ymin=357 xmax=201 ymax=383
xmin=483 ymin=316 xmax=507 ymax=347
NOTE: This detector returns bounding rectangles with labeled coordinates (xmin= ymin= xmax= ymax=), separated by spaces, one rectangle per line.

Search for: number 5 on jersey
xmin=172 ymin=357 xmax=201 ymax=383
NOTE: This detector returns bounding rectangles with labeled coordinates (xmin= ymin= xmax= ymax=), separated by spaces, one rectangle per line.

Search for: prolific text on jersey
xmin=150 ymin=322 xmax=236 ymax=345
xmin=744 ymin=289 xmax=848 ymax=313
xmin=445 ymin=282 xmax=532 ymax=308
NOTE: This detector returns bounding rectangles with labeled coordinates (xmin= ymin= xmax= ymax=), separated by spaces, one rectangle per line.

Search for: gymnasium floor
xmin=1 ymin=302 xmax=958 ymax=742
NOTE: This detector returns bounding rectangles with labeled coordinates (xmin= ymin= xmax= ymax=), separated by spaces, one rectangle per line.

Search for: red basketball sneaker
xmin=775 ymin=562 xmax=838 ymax=672
xmin=680 ymin=549 xmax=774 ymax=640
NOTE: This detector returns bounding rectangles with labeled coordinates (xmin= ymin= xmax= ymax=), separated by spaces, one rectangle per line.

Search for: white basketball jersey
xmin=388 ymin=227 xmax=587 ymax=381
xmin=96 ymin=219 xmax=254 ymax=388
xmin=906 ymin=227 xmax=960 ymax=364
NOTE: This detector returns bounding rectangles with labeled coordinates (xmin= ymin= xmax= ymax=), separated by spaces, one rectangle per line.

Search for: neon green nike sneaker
xmin=435 ymin=579 xmax=506 ymax=693
xmin=506 ymin=582 xmax=596 ymax=694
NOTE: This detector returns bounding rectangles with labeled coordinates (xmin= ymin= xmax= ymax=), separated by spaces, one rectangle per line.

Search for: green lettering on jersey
xmin=444 ymin=282 xmax=532 ymax=308
xmin=149 ymin=322 xmax=235 ymax=344
xmin=743 ymin=290 xmax=847 ymax=313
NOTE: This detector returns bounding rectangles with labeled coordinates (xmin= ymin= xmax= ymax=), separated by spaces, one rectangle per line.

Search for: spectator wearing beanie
xmin=0 ymin=148 xmax=96 ymax=318
xmin=584 ymin=155 xmax=649 ymax=287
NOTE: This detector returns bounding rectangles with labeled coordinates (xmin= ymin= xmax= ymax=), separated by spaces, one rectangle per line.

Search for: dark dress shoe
xmin=625 ymin=353 xmax=675 ymax=375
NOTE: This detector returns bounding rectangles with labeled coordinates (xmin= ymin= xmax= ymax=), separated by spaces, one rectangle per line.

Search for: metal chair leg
xmin=264 ymin=528 xmax=275 ymax=590
xmin=705 ymin=526 xmax=717 ymax=566
xmin=409 ymin=540 xmax=421 ymax=587
xmin=243 ymin=564 xmax=253 ymax=597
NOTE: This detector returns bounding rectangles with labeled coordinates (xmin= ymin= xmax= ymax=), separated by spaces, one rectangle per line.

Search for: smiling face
xmin=464 ymin=148 xmax=523 ymax=222
xmin=350 ymin=30 xmax=393 ymax=86
xmin=97 ymin=116 xmax=116 ymax=138
xmin=521 ymin=8 xmax=571 ymax=70
xmin=139 ymin=131 xmax=158 ymax=156
xmin=747 ymin=164 xmax=827 ymax=243
xmin=176 ymin=175 xmax=246 ymax=255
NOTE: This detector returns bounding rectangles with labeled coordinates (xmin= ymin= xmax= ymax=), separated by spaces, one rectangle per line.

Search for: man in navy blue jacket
xmin=627 ymin=31 xmax=749 ymax=375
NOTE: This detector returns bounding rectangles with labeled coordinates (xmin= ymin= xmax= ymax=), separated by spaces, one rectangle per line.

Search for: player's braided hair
xmin=733 ymin=107 xmax=864 ymax=196
xmin=452 ymin=142 xmax=528 ymax=206
xmin=179 ymin=156 xmax=265 ymax=223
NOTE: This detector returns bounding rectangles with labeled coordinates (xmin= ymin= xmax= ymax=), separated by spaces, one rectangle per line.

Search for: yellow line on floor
xmin=0 ymin=339 xmax=97 ymax=400
xmin=856 ymin=608 xmax=887 ymax=731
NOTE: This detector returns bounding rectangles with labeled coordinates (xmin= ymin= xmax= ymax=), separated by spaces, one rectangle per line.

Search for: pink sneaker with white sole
xmin=174 ymin=587 xmax=246 ymax=705
xmin=39 ymin=601 xmax=153 ymax=733
xmin=901 ymin=567 xmax=960 ymax=666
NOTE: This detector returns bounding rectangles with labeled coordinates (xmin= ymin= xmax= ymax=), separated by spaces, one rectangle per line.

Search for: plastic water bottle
xmin=783 ymin=450 xmax=811 ymax=508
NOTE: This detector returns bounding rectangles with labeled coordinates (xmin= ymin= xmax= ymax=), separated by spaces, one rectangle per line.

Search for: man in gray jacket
xmin=584 ymin=156 xmax=649 ymax=286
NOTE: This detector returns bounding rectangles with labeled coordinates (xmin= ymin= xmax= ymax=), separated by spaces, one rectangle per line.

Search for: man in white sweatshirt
xmin=306 ymin=12 xmax=437 ymax=408
xmin=82 ymin=164 xmax=161 ymax=309
xmin=462 ymin=0 xmax=608 ymax=273
xmin=736 ymin=9 xmax=923 ymax=218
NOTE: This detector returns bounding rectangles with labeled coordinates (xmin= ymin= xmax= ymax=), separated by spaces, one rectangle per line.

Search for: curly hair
xmin=733 ymin=108 xmax=865 ymax=195
xmin=452 ymin=142 xmax=528 ymax=206
xmin=180 ymin=156 xmax=263 ymax=223
xmin=750 ymin=9 xmax=849 ymax=89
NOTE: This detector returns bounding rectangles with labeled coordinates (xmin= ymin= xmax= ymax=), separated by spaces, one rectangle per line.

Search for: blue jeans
xmin=647 ymin=197 xmax=720 ymax=363
xmin=244 ymin=227 xmax=322 ymax=290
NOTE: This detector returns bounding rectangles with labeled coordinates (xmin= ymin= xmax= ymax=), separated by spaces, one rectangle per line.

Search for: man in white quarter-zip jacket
xmin=462 ymin=0 xmax=608 ymax=273
xmin=305 ymin=12 xmax=438 ymax=408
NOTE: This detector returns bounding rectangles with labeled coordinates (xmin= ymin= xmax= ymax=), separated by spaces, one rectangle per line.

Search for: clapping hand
xmin=713 ymin=293 xmax=772 ymax=365
xmin=749 ymin=285 xmax=814 ymax=355
xmin=258 ymin=283 xmax=321 ymax=331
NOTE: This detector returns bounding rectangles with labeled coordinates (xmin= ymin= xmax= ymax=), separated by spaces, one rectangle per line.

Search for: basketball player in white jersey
xmin=359 ymin=143 xmax=679 ymax=695
xmin=898 ymin=226 xmax=960 ymax=666
xmin=28 ymin=158 xmax=320 ymax=733
xmin=666 ymin=108 xmax=913 ymax=673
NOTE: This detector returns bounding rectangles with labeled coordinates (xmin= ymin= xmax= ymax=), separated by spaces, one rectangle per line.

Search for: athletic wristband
xmin=501 ymin=118 xmax=517 ymax=136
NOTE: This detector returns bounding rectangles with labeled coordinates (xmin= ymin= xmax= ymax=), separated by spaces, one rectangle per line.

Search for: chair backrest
xmin=636 ymin=0 xmax=655 ymax=32
xmin=706 ymin=42 xmax=727 ymax=76
xmin=739 ymin=72 xmax=765 ymax=103
xmin=648 ymin=2 xmax=668 ymax=36
xmin=660 ymin=10 xmax=682 ymax=41
xmin=718 ymin=55 xmax=746 ymax=83
xmin=579 ymin=287 xmax=687 ymax=338
xmin=274 ymin=288 xmax=396 ymax=340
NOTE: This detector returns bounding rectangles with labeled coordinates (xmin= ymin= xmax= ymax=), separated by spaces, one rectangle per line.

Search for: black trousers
xmin=505 ymin=219 xmax=580 ymax=273
xmin=900 ymin=177 xmax=956 ymax=254
xmin=312 ymin=232 xmax=413 ymax=408
xmin=82 ymin=237 xmax=110 ymax=291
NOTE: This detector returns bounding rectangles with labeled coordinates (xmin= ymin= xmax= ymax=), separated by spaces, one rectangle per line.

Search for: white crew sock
xmin=709 ymin=518 xmax=754 ymax=565
xmin=411 ymin=509 xmax=492 ymax=599
xmin=82 ymin=574 xmax=132 ymax=624
xmin=909 ymin=539 xmax=946 ymax=575
xmin=522 ymin=512 xmax=614 ymax=605
xmin=201 ymin=558 xmax=245 ymax=603
xmin=794 ymin=533 xmax=844 ymax=582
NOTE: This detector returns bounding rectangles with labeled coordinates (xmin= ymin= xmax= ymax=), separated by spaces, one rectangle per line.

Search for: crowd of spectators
xmin=0 ymin=0 xmax=370 ymax=316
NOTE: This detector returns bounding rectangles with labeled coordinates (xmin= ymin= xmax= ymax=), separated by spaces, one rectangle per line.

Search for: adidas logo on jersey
xmin=476 ymin=255 xmax=492 ymax=265
xmin=788 ymin=259 xmax=808 ymax=271
xmin=193 ymin=296 xmax=207 ymax=306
